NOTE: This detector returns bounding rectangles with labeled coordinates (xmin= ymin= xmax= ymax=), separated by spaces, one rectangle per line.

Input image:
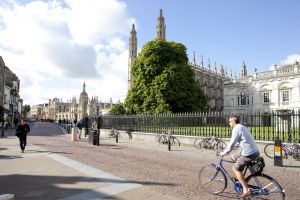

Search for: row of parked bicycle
xmin=109 ymin=129 xmax=300 ymax=159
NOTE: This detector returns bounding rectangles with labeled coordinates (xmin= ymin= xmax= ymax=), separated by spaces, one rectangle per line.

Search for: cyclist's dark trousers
xmin=19 ymin=135 xmax=27 ymax=151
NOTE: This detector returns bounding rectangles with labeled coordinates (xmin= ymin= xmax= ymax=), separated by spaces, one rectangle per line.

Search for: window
xmin=241 ymin=95 xmax=246 ymax=105
xmin=263 ymin=92 xmax=270 ymax=103
xmin=282 ymin=90 xmax=289 ymax=102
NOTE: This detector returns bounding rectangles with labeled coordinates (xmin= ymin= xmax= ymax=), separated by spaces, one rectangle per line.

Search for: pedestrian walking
xmin=77 ymin=121 xmax=83 ymax=139
xmin=16 ymin=119 xmax=30 ymax=153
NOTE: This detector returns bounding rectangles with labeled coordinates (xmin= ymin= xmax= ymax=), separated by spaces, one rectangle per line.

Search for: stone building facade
xmin=0 ymin=56 xmax=22 ymax=125
xmin=34 ymin=83 xmax=115 ymax=121
xmin=223 ymin=61 xmax=300 ymax=113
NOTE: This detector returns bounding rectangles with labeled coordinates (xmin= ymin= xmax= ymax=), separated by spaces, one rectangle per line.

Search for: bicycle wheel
xmin=171 ymin=137 xmax=180 ymax=147
xmin=292 ymin=146 xmax=300 ymax=159
xmin=264 ymin=144 xmax=275 ymax=158
xmin=199 ymin=164 xmax=227 ymax=194
xmin=264 ymin=144 xmax=288 ymax=159
xmin=246 ymin=173 xmax=285 ymax=200
xmin=215 ymin=141 xmax=227 ymax=151
xmin=194 ymin=138 xmax=203 ymax=149
xmin=199 ymin=138 xmax=210 ymax=149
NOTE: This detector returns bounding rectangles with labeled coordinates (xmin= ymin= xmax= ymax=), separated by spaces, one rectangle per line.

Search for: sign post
xmin=274 ymin=138 xmax=283 ymax=167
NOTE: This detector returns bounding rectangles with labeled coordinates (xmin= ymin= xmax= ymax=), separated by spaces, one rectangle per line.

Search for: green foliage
xmin=109 ymin=103 xmax=127 ymax=115
xmin=125 ymin=39 xmax=208 ymax=114
xmin=22 ymin=104 xmax=31 ymax=117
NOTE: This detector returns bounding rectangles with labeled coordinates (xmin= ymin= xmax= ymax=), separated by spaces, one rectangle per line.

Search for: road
xmin=4 ymin=122 xmax=300 ymax=199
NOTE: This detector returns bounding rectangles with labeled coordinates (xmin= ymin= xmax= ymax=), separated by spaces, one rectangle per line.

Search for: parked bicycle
xmin=157 ymin=131 xmax=180 ymax=147
xmin=194 ymin=135 xmax=227 ymax=151
xmin=109 ymin=128 xmax=121 ymax=139
xmin=199 ymin=153 xmax=285 ymax=199
xmin=264 ymin=141 xmax=300 ymax=159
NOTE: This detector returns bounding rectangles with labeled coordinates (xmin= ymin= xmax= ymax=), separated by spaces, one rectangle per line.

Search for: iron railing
xmin=99 ymin=110 xmax=300 ymax=142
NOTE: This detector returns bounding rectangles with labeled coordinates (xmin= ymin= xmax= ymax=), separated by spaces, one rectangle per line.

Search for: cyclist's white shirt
xmin=224 ymin=124 xmax=259 ymax=156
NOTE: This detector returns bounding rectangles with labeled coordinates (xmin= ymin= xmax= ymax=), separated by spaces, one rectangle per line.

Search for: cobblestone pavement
xmin=3 ymin=122 xmax=300 ymax=199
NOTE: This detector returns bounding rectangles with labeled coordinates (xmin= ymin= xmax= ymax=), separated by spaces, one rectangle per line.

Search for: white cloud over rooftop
xmin=0 ymin=0 xmax=134 ymax=105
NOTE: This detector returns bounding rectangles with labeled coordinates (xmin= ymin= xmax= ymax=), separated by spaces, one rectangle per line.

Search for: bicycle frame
xmin=211 ymin=156 xmax=267 ymax=195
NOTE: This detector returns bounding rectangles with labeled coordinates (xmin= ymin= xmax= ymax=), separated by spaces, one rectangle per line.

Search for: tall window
xmin=263 ymin=92 xmax=270 ymax=103
xmin=282 ymin=90 xmax=289 ymax=102
xmin=240 ymin=92 xmax=247 ymax=105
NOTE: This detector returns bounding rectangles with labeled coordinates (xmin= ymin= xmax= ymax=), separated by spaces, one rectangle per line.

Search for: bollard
xmin=274 ymin=138 xmax=283 ymax=167
xmin=116 ymin=132 xmax=119 ymax=143
xmin=93 ymin=130 xmax=99 ymax=146
xmin=168 ymin=138 xmax=171 ymax=151
xmin=71 ymin=128 xmax=77 ymax=141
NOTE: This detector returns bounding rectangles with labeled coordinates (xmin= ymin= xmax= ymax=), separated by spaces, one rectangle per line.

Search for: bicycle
xmin=194 ymin=135 xmax=227 ymax=151
xmin=199 ymin=153 xmax=285 ymax=199
xmin=157 ymin=131 xmax=180 ymax=147
xmin=264 ymin=141 xmax=300 ymax=159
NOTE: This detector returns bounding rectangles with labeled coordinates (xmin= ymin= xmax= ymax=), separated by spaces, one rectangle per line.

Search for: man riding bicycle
xmin=220 ymin=117 xmax=260 ymax=198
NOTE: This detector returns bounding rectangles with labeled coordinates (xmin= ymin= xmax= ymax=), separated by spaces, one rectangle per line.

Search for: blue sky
xmin=123 ymin=0 xmax=300 ymax=73
xmin=0 ymin=0 xmax=299 ymax=105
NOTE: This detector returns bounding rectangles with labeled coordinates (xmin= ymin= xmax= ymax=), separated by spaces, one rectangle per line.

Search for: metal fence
xmin=100 ymin=110 xmax=300 ymax=142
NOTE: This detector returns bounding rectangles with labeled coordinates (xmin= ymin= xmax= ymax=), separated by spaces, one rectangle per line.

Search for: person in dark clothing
xmin=16 ymin=119 xmax=30 ymax=153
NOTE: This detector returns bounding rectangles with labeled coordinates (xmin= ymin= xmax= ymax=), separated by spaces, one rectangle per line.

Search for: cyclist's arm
xmin=222 ymin=129 xmax=239 ymax=155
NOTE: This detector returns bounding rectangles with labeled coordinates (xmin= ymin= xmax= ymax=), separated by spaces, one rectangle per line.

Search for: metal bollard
xmin=274 ymin=138 xmax=283 ymax=167
xmin=116 ymin=132 xmax=119 ymax=143
xmin=168 ymin=138 xmax=171 ymax=151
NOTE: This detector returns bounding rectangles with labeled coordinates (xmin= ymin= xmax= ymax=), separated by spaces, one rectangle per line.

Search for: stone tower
xmin=240 ymin=60 xmax=247 ymax=78
xmin=79 ymin=82 xmax=89 ymax=120
xmin=128 ymin=23 xmax=137 ymax=89
xmin=156 ymin=9 xmax=166 ymax=40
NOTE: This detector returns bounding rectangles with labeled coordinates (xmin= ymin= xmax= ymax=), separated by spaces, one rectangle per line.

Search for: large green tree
xmin=125 ymin=39 xmax=208 ymax=114
xmin=109 ymin=103 xmax=127 ymax=115
xmin=22 ymin=104 xmax=31 ymax=118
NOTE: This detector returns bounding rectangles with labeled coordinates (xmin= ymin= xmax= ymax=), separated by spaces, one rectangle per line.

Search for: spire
xmin=208 ymin=59 xmax=211 ymax=71
xmin=240 ymin=60 xmax=247 ymax=77
xmin=214 ymin=61 xmax=217 ymax=73
xmin=192 ymin=51 xmax=196 ymax=66
xmin=201 ymin=55 xmax=204 ymax=68
xmin=220 ymin=64 xmax=225 ymax=77
xmin=128 ymin=23 xmax=138 ymax=89
xmin=230 ymin=69 xmax=233 ymax=79
xmin=156 ymin=9 xmax=166 ymax=40
xmin=83 ymin=82 xmax=86 ymax=92
xmin=225 ymin=66 xmax=228 ymax=77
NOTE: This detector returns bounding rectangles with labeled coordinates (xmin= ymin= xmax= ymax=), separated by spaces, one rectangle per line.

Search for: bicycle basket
xmin=250 ymin=157 xmax=265 ymax=174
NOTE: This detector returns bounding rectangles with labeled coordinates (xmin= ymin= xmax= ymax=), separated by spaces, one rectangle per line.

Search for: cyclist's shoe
xmin=241 ymin=190 xmax=251 ymax=198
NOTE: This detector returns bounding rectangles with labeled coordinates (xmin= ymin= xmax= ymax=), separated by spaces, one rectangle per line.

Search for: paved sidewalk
xmin=0 ymin=136 xmax=171 ymax=200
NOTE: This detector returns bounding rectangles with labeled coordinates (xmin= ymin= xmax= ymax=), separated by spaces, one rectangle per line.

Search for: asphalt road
xmin=23 ymin=122 xmax=300 ymax=199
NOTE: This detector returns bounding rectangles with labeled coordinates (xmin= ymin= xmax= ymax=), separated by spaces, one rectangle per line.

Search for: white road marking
xmin=46 ymin=153 xmax=142 ymax=200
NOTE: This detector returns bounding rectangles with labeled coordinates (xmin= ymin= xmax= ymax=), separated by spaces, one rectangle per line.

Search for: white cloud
xmin=281 ymin=54 xmax=300 ymax=66
xmin=0 ymin=0 xmax=134 ymax=105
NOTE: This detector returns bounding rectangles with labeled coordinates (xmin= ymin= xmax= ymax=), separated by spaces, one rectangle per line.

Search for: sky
xmin=0 ymin=0 xmax=299 ymax=106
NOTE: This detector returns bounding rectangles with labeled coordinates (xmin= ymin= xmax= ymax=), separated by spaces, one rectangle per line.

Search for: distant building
xmin=36 ymin=83 xmax=116 ymax=121
xmin=224 ymin=61 xmax=300 ymax=113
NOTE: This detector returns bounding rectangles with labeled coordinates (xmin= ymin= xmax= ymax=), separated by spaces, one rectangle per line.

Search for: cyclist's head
xmin=229 ymin=117 xmax=239 ymax=128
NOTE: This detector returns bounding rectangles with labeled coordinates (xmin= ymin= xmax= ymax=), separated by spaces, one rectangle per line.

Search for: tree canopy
xmin=109 ymin=103 xmax=126 ymax=115
xmin=125 ymin=39 xmax=208 ymax=114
